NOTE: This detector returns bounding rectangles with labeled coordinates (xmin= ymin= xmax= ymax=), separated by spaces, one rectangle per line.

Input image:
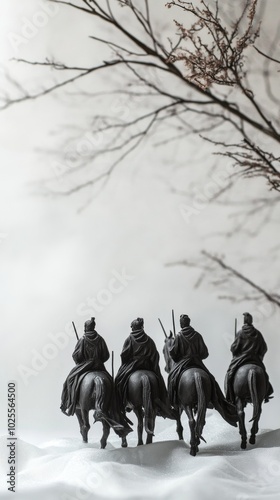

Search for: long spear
xmin=72 ymin=321 xmax=79 ymax=342
xmin=158 ymin=318 xmax=167 ymax=338
xmin=172 ymin=309 xmax=176 ymax=337
xmin=111 ymin=351 xmax=114 ymax=380
xmin=234 ymin=318 xmax=237 ymax=339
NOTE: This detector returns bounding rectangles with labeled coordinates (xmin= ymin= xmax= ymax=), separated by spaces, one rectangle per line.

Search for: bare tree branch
xmin=201 ymin=251 xmax=280 ymax=307
xmin=3 ymin=0 xmax=280 ymax=308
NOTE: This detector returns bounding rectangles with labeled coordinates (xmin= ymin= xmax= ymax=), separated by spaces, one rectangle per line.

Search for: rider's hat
xmin=243 ymin=312 xmax=253 ymax=324
xmin=84 ymin=317 xmax=96 ymax=332
xmin=131 ymin=317 xmax=144 ymax=331
xmin=180 ymin=314 xmax=190 ymax=327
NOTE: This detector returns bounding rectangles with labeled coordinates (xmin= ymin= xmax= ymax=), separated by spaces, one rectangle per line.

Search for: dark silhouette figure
xmin=60 ymin=317 xmax=131 ymax=446
xmin=60 ymin=317 xmax=111 ymax=416
xmin=115 ymin=317 xmax=175 ymax=446
xmin=163 ymin=331 xmax=212 ymax=456
xmin=224 ymin=312 xmax=273 ymax=449
xmin=225 ymin=312 xmax=273 ymax=403
xmin=167 ymin=315 xmax=237 ymax=437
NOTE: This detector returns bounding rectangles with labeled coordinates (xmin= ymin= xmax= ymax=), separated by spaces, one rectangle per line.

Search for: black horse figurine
xmin=231 ymin=364 xmax=267 ymax=449
xmin=121 ymin=370 xmax=160 ymax=447
xmin=75 ymin=371 xmax=123 ymax=448
xmin=163 ymin=334 xmax=211 ymax=456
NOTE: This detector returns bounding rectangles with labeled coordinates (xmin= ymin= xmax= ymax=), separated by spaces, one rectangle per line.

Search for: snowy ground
xmin=1 ymin=411 xmax=280 ymax=500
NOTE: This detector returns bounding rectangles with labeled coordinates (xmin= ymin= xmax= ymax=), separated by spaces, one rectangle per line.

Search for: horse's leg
xmin=121 ymin=436 xmax=128 ymax=448
xmin=249 ymin=370 xmax=263 ymax=445
xmin=81 ymin=408 xmax=90 ymax=443
xmin=236 ymin=397 xmax=247 ymax=450
xmin=145 ymin=410 xmax=155 ymax=445
xmin=185 ymin=405 xmax=197 ymax=456
xmin=121 ymin=402 xmax=128 ymax=448
xmin=75 ymin=408 xmax=84 ymax=440
xmin=249 ymin=401 xmax=262 ymax=445
xmin=176 ymin=410 xmax=184 ymax=441
xmin=100 ymin=421 xmax=110 ymax=449
xmin=249 ymin=416 xmax=259 ymax=446
xmin=134 ymin=407 xmax=144 ymax=446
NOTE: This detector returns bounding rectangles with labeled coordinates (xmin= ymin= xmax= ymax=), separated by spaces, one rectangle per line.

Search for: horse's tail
xmin=142 ymin=374 xmax=154 ymax=436
xmin=194 ymin=371 xmax=206 ymax=440
xmin=93 ymin=375 xmax=105 ymax=422
xmin=248 ymin=369 xmax=261 ymax=422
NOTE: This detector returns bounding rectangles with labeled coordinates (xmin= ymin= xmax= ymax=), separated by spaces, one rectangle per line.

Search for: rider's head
xmin=243 ymin=312 xmax=253 ymax=325
xmin=180 ymin=314 xmax=190 ymax=328
xmin=84 ymin=317 xmax=96 ymax=333
xmin=131 ymin=317 xmax=144 ymax=331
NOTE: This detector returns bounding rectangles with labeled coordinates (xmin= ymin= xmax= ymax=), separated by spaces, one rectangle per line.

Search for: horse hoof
xmin=190 ymin=448 xmax=196 ymax=456
xmin=137 ymin=442 xmax=143 ymax=446
xmin=121 ymin=441 xmax=127 ymax=448
xmin=241 ymin=441 xmax=247 ymax=450
xmin=82 ymin=433 xmax=88 ymax=443
xmin=249 ymin=435 xmax=255 ymax=445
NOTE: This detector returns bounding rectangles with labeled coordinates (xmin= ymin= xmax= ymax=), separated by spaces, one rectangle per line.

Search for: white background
xmin=0 ymin=0 xmax=279 ymax=444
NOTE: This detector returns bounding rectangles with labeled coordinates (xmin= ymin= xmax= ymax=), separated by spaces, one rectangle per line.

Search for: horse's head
xmin=163 ymin=331 xmax=175 ymax=373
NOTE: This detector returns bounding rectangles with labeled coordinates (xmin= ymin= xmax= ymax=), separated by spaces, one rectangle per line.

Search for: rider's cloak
xmin=224 ymin=324 xmax=273 ymax=402
xmin=60 ymin=331 xmax=110 ymax=415
xmin=168 ymin=326 xmax=237 ymax=426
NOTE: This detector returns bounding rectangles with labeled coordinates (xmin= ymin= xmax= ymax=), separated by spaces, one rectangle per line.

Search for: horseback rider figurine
xmin=168 ymin=314 xmax=237 ymax=426
xmin=115 ymin=317 xmax=174 ymax=419
xmin=60 ymin=317 xmax=111 ymax=416
xmin=225 ymin=312 xmax=274 ymax=404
